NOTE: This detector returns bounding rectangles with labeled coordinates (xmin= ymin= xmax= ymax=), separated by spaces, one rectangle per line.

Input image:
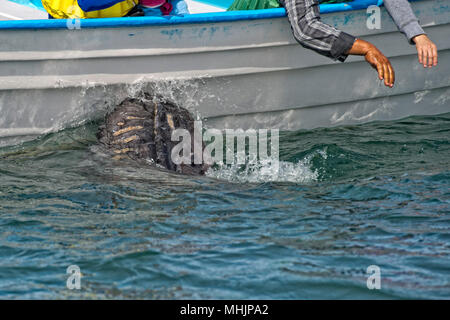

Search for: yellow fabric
xmin=41 ymin=0 xmax=139 ymax=19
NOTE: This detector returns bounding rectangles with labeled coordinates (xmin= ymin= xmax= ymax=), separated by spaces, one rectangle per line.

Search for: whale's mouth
xmin=97 ymin=94 xmax=209 ymax=175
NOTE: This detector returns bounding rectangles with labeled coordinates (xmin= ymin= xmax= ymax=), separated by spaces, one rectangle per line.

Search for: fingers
xmin=428 ymin=46 xmax=434 ymax=67
xmin=391 ymin=65 xmax=395 ymax=86
xmin=418 ymin=43 xmax=438 ymax=68
xmin=385 ymin=61 xmax=395 ymax=87
xmin=387 ymin=61 xmax=395 ymax=87
xmin=422 ymin=47 xmax=427 ymax=68
xmin=376 ymin=62 xmax=383 ymax=81
xmin=376 ymin=61 xmax=394 ymax=88
xmin=364 ymin=47 xmax=394 ymax=87
xmin=432 ymin=44 xmax=438 ymax=66
xmin=418 ymin=47 xmax=423 ymax=65
xmin=383 ymin=63 xmax=389 ymax=87
xmin=377 ymin=61 xmax=394 ymax=87
xmin=414 ymin=35 xmax=438 ymax=68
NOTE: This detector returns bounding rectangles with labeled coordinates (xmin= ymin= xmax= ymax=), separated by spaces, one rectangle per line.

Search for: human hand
xmin=413 ymin=34 xmax=438 ymax=68
xmin=364 ymin=46 xmax=395 ymax=88
xmin=347 ymin=39 xmax=395 ymax=88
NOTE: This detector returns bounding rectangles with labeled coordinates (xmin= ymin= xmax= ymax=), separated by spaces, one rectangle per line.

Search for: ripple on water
xmin=0 ymin=113 xmax=449 ymax=299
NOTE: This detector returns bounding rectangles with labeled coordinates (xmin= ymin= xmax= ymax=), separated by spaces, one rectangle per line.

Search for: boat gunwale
xmin=0 ymin=0 xmax=425 ymax=30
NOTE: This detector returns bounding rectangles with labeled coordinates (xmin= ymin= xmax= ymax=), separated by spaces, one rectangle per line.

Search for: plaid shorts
xmin=278 ymin=0 xmax=356 ymax=62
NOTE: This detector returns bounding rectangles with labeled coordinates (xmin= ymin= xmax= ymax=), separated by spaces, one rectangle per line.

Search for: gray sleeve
xmin=383 ymin=0 xmax=426 ymax=44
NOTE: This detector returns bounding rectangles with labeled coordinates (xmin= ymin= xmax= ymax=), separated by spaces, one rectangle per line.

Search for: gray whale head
xmin=97 ymin=95 xmax=209 ymax=175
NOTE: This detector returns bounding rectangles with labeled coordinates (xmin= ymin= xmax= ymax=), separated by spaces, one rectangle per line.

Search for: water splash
xmin=206 ymin=151 xmax=323 ymax=184
xmin=124 ymin=77 xmax=208 ymax=121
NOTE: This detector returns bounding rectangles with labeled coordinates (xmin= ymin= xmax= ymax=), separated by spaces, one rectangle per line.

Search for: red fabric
xmin=159 ymin=2 xmax=173 ymax=15
xmin=140 ymin=0 xmax=166 ymax=8
xmin=140 ymin=0 xmax=173 ymax=15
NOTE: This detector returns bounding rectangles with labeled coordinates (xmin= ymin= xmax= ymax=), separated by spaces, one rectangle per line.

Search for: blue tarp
xmin=195 ymin=0 xmax=234 ymax=8
xmin=7 ymin=0 xmax=46 ymax=10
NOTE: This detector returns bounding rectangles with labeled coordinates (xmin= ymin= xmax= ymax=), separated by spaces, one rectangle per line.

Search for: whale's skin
xmin=97 ymin=96 xmax=209 ymax=175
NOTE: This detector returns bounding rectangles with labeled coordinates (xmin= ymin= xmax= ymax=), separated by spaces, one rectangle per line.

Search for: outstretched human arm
xmin=383 ymin=0 xmax=437 ymax=67
xmin=279 ymin=0 xmax=394 ymax=87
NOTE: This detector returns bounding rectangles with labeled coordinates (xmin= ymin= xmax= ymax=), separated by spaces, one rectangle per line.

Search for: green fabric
xmin=227 ymin=0 xmax=352 ymax=11
xmin=228 ymin=0 xmax=280 ymax=11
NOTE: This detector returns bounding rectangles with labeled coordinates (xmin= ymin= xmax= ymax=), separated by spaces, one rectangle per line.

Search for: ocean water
xmin=0 ymin=112 xmax=449 ymax=299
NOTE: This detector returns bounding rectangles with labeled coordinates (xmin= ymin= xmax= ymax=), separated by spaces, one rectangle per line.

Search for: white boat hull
xmin=0 ymin=0 xmax=449 ymax=139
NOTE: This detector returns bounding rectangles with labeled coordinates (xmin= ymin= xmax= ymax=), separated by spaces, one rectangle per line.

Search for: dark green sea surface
xmin=0 ymin=113 xmax=449 ymax=299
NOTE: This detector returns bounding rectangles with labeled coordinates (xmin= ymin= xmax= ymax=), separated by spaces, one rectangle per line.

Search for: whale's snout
xmin=97 ymin=95 xmax=209 ymax=175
